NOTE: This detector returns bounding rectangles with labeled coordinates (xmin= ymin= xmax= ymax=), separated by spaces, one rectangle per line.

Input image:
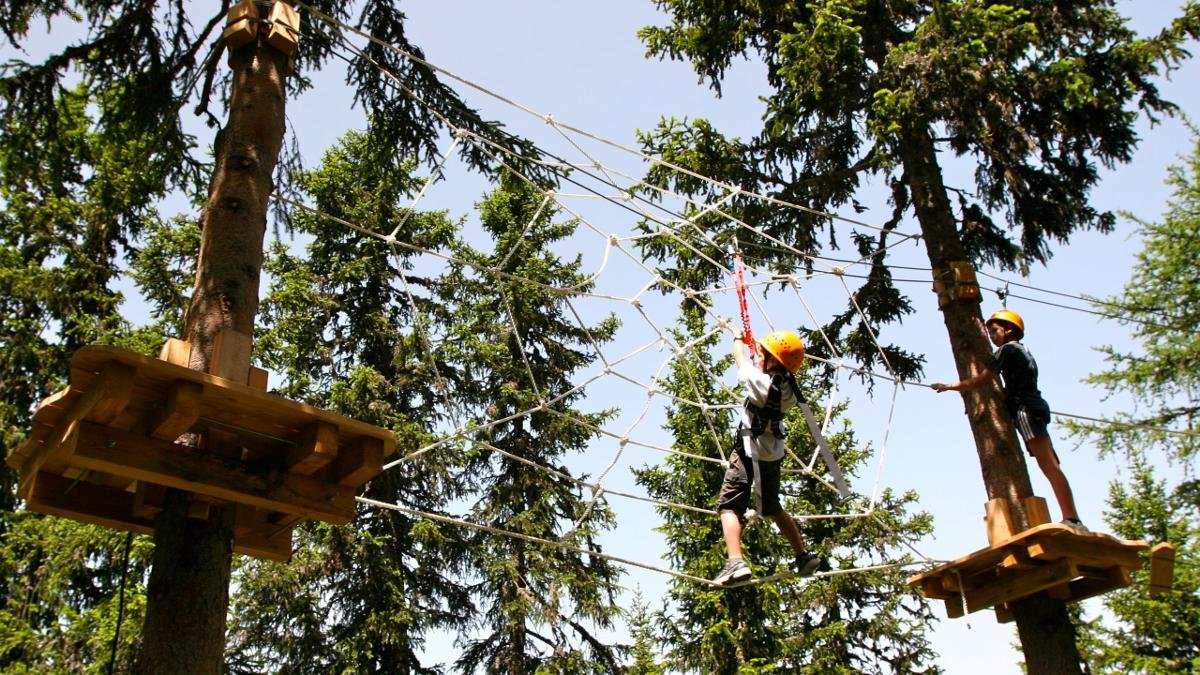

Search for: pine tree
xmin=223 ymin=129 xmax=469 ymax=672
xmin=635 ymin=3 xmax=1200 ymax=669
xmin=636 ymin=303 xmax=939 ymax=673
xmin=439 ymin=171 xmax=625 ymax=674
xmin=0 ymin=78 xmax=180 ymax=671
xmin=1 ymin=3 xmax=540 ymax=667
xmin=1070 ymin=128 xmax=1200 ymax=672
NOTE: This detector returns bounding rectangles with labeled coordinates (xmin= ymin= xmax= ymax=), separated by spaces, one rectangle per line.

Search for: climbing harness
xmin=728 ymin=244 xmax=851 ymax=508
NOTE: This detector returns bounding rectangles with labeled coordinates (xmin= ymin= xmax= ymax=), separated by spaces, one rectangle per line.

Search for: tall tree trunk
xmin=899 ymin=126 xmax=1083 ymax=675
xmin=135 ymin=31 xmax=288 ymax=673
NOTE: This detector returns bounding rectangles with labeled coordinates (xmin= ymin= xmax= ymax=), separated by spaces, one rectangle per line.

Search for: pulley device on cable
xmin=728 ymin=241 xmax=851 ymax=502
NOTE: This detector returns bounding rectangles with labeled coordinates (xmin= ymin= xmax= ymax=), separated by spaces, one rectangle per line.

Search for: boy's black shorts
xmin=716 ymin=445 xmax=783 ymax=516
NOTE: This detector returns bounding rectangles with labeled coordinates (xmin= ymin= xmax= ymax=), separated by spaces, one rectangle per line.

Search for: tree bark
xmin=899 ymin=126 xmax=1083 ymax=675
xmin=135 ymin=31 xmax=288 ymax=674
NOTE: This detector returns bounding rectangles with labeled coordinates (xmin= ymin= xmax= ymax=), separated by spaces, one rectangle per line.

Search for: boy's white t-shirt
xmin=737 ymin=363 xmax=797 ymax=462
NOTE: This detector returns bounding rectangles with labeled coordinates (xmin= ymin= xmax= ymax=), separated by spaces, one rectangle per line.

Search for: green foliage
xmin=634 ymin=303 xmax=939 ymax=673
xmin=1076 ymin=453 xmax=1200 ymax=673
xmin=635 ymin=0 xmax=1200 ymax=381
xmin=229 ymin=128 xmax=466 ymax=673
xmin=1071 ymin=127 xmax=1200 ymax=673
xmin=1073 ymin=126 xmax=1200 ymax=463
xmin=0 ymin=2 xmax=544 ymax=198
xmin=440 ymin=171 xmax=625 ymax=674
xmin=0 ymin=516 xmax=149 ymax=673
xmin=0 ymin=75 xmax=179 ymax=672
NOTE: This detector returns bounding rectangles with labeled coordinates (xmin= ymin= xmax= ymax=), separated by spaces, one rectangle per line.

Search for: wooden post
xmin=985 ymin=498 xmax=1015 ymax=545
xmin=1149 ymin=542 xmax=1176 ymax=596
xmin=1023 ymin=496 xmax=1051 ymax=528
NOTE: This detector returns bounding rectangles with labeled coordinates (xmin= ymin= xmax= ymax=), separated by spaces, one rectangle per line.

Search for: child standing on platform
xmin=931 ymin=309 xmax=1085 ymax=531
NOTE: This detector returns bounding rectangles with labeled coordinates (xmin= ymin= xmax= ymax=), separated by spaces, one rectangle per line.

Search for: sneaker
xmin=1061 ymin=518 xmax=1089 ymax=533
xmin=712 ymin=558 xmax=752 ymax=585
xmin=792 ymin=552 xmax=821 ymax=577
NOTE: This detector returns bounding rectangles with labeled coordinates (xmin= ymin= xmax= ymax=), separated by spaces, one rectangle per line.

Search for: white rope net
xmin=276 ymin=4 xmax=951 ymax=587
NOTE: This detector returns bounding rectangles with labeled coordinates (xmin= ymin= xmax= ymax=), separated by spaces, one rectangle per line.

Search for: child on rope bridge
xmin=931 ymin=309 xmax=1086 ymax=531
xmin=712 ymin=327 xmax=822 ymax=585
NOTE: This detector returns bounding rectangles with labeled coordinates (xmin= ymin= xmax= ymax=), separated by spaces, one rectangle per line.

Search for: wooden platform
xmin=908 ymin=523 xmax=1149 ymax=622
xmin=7 ymin=344 xmax=396 ymax=561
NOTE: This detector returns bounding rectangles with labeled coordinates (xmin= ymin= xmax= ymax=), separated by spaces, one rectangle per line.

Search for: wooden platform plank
xmin=909 ymin=523 xmax=1148 ymax=587
xmin=963 ymin=558 xmax=1078 ymax=613
xmin=1025 ymin=535 xmax=1143 ymax=570
xmin=71 ymin=421 xmax=356 ymax=524
xmin=909 ymin=522 xmax=1151 ymax=617
xmin=69 ymin=345 xmax=395 ymax=457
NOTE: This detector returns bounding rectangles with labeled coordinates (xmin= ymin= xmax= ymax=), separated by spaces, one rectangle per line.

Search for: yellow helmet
xmin=986 ymin=309 xmax=1025 ymax=339
xmin=759 ymin=330 xmax=806 ymax=373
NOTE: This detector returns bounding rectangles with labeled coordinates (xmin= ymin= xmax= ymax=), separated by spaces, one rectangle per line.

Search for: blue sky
xmin=331 ymin=3 xmax=1197 ymax=672
xmin=10 ymin=1 xmax=1199 ymax=672
xmin=292 ymin=4 xmax=1194 ymax=671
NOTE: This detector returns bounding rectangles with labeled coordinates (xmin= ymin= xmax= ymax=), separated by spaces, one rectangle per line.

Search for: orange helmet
xmin=986 ymin=309 xmax=1025 ymax=339
xmin=759 ymin=330 xmax=806 ymax=373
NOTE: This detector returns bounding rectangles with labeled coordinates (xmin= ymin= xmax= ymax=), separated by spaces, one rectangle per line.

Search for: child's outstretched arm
xmin=931 ymin=367 xmax=995 ymax=393
xmin=731 ymin=327 xmax=752 ymax=369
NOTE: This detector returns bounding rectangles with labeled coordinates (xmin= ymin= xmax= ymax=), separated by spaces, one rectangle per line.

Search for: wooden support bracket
xmin=330 ymin=436 xmax=386 ymax=487
xmin=266 ymin=1 xmax=301 ymax=55
xmin=1149 ymin=542 xmax=1176 ymax=596
xmin=962 ymin=558 xmax=1078 ymax=614
xmin=223 ymin=0 xmax=259 ymax=50
xmin=147 ymin=380 xmax=203 ymax=440
xmin=71 ymin=421 xmax=356 ymax=524
xmin=18 ymin=361 xmax=135 ymax=497
xmin=288 ymin=421 xmax=338 ymax=475
xmin=932 ymin=261 xmax=982 ymax=308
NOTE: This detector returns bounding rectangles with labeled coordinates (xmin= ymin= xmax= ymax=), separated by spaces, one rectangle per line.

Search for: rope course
xmin=268 ymin=5 xmax=1195 ymax=590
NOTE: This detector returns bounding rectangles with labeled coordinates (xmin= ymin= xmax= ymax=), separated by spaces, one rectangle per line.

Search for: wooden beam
xmin=993 ymin=603 xmax=1014 ymax=623
xmin=210 ymin=327 xmax=253 ymax=384
xmin=962 ymin=558 xmax=1078 ymax=613
xmin=71 ymin=421 xmax=356 ymax=524
xmin=147 ymin=380 xmax=204 ymax=440
xmin=920 ymin=576 xmax=957 ymax=600
xmin=18 ymin=361 xmax=134 ymax=496
xmin=266 ymin=1 xmax=301 ymax=55
xmin=985 ymin=498 xmax=1014 ymax=545
xmin=159 ymin=338 xmax=192 ymax=367
xmin=26 ymin=471 xmax=156 ymax=536
xmin=1023 ymin=496 xmax=1050 ymax=527
xmin=1062 ymin=565 xmax=1131 ymax=603
xmin=247 ymin=366 xmax=269 ymax=392
xmin=1150 ymin=542 xmax=1176 ymax=596
xmin=943 ymin=597 xmax=965 ymax=619
xmin=233 ymin=526 xmax=293 ymax=561
xmin=1025 ymin=535 xmax=1142 ymax=570
xmin=223 ymin=0 xmax=259 ymax=50
xmin=329 ymin=436 xmax=385 ymax=487
xmin=287 ymin=421 xmax=338 ymax=475
xmin=133 ymin=481 xmax=167 ymax=519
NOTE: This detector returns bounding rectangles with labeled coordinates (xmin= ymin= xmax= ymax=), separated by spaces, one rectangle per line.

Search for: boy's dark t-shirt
xmin=991 ymin=341 xmax=1050 ymax=415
